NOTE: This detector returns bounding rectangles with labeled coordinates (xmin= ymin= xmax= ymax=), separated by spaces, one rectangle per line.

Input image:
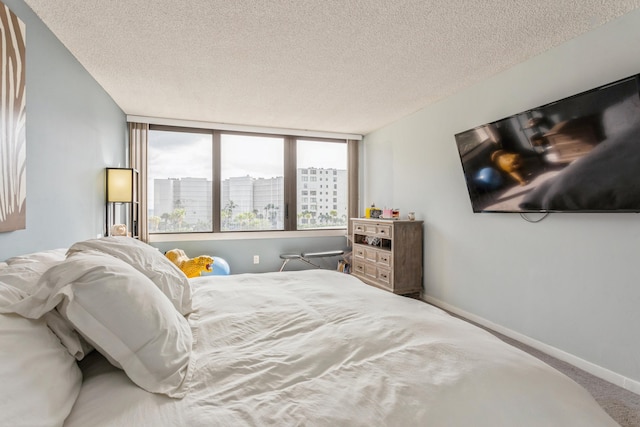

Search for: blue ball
xmin=202 ymin=256 xmax=231 ymax=276
xmin=473 ymin=167 xmax=503 ymax=191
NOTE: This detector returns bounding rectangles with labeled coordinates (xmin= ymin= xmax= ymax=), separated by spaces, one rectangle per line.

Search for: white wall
xmin=363 ymin=10 xmax=640 ymax=390
xmin=0 ymin=0 xmax=126 ymax=260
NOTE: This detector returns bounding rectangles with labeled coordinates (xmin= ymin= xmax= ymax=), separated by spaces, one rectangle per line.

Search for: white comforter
xmin=64 ymin=270 xmax=616 ymax=426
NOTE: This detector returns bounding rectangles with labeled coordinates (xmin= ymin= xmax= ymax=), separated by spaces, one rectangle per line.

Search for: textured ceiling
xmin=23 ymin=0 xmax=640 ymax=135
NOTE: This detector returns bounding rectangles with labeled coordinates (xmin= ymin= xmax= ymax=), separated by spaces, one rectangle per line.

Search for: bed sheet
xmin=64 ymin=270 xmax=617 ymax=427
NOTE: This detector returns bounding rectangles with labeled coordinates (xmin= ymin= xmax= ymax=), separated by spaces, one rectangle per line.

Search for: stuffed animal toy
xmin=165 ymin=249 xmax=214 ymax=278
xmin=110 ymin=224 xmax=128 ymax=237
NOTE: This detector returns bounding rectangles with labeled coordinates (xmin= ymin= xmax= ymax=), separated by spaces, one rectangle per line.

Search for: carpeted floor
xmin=454 ymin=313 xmax=640 ymax=427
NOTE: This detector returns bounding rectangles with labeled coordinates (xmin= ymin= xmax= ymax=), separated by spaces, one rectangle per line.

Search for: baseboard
xmin=422 ymin=295 xmax=640 ymax=395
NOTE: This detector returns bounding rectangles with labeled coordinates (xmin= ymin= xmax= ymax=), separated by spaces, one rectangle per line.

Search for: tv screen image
xmin=454 ymin=74 xmax=640 ymax=213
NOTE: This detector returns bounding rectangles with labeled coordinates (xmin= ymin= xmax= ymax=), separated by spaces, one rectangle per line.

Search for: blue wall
xmin=0 ymin=0 xmax=126 ymax=260
xmin=153 ymin=235 xmax=350 ymax=274
xmin=363 ymin=10 xmax=640 ymax=391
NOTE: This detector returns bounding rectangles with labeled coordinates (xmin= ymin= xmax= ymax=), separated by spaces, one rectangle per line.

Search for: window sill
xmin=148 ymin=229 xmax=348 ymax=243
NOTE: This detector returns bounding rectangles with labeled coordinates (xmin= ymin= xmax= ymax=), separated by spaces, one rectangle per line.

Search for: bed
xmin=0 ymin=237 xmax=618 ymax=426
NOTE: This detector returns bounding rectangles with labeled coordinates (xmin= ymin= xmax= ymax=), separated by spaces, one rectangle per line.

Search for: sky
xmin=147 ymin=129 xmax=347 ymax=201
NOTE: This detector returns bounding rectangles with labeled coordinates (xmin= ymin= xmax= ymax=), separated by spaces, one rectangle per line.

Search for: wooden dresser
xmin=351 ymin=218 xmax=423 ymax=295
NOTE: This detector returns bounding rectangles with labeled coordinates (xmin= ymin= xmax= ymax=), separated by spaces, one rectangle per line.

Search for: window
xmin=148 ymin=129 xmax=213 ymax=233
xmin=148 ymin=126 xmax=353 ymax=234
xmin=296 ymin=139 xmax=347 ymax=230
xmin=220 ymin=134 xmax=284 ymax=231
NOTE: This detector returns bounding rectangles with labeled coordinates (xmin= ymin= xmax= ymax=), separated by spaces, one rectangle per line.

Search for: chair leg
xmin=279 ymin=258 xmax=290 ymax=272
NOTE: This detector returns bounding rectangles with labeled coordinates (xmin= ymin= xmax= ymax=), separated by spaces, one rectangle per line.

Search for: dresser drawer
xmin=352 ymin=259 xmax=365 ymax=275
xmin=363 ymin=263 xmax=378 ymax=280
xmin=363 ymin=224 xmax=377 ymax=234
xmin=377 ymin=251 xmax=391 ymax=267
xmin=364 ymin=247 xmax=378 ymax=263
xmin=377 ymin=268 xmax=392 ymax=285
xmin=359 ymin=246 xmax=392 ymax=267
xmin=352 ymin=261 xmax=392 ymax=291
xmin=353 ymin=221 xmax=393 ymax=239
xmin=376 ymin=225 xmax=392 ymax=238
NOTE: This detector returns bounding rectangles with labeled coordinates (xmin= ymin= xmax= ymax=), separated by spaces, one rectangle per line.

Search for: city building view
xmin=149 ymin=167 xmax=347 ymax=232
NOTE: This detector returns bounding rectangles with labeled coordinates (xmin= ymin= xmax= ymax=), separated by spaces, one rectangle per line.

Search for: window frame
xmin=147 ymin=124 xmax=354 ymax=238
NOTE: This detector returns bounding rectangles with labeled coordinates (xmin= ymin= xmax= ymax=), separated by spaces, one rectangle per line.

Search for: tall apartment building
xmin=297 ymin=168 xmax=347 ymax=226
xmin=252 ymin=176 xmax=285 ymax=228
xmin=153 ymin=168 xmax=346 ymax=231
xmin=153 ymin=177 xmax=212 ymax=228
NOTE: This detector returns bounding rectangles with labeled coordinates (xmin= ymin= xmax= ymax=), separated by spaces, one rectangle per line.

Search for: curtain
xmin=347 ymin=139 xmax=359 ymax=238
xmin=129 ymin=122 xmax=149 ymax=242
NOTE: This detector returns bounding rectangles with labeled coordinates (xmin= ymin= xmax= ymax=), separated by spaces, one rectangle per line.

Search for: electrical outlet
xmin=253 ymin=255 xmax=260 ymax=264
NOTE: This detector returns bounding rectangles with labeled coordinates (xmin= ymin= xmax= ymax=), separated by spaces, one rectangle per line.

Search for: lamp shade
xmin=106 ymin=168 xmax=133 ymax=203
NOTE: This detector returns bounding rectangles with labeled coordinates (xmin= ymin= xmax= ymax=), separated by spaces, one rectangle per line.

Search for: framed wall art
xmin=0 ymin=1 xmax=26 ymax=232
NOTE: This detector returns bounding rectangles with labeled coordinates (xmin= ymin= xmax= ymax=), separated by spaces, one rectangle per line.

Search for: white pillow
xmin=0 ymin=262 xmax=90 ymax=360
xmin=0 ymin=313 xmax=82 ymax=427
xmin=0 ymin=261 xmax=53 ymax=299
xmin=43 ymin=309 xmax=93 ymax=360
xmin=5 ymin=248 xmax=67 ymax=266
xmin=67 ymin=237 xmax=192 ymax=315
xmin=2 ymin=250 xmax=195 ymax=398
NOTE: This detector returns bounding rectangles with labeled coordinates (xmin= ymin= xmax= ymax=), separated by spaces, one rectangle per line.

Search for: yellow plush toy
xmin=165 ymin=249 xmax=214 ymax=278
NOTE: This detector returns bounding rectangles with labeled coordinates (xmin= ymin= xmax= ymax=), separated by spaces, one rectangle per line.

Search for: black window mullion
xmin=284 ymin=136 xmax=296 ymax=231
xmin=212 ymin=131 xmax=221 ymax=233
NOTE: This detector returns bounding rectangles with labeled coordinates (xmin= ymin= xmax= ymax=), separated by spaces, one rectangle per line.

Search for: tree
xmin=170 ymin=208 xmax=187 ymax=231
xmin=263 ymin=203 xmax=280 ymax=227
xmin=160 ymin=213 xmax=171 ymax=231
xmin=149 ymin=215 xmax=161 ymax=231
xmin=222 ymin=200 xmax=238 ymax=230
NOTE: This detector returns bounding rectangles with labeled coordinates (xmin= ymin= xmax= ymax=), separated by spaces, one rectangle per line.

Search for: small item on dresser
xmin=365 ymin=236 xmax=381 ymax=246
xmin=391 ymin=209 xmax=400 ymax=218
xmin=382 ymin=208 xmax=393 ymax=218
xmin=407 ymin=212 xmax=416 ymax=221
xmin=366 ymin=203 xmax=383 ymax=219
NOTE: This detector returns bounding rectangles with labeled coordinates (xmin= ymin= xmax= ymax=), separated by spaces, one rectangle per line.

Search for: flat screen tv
xmin=454 ymin=74 xmax=640 ymax=213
